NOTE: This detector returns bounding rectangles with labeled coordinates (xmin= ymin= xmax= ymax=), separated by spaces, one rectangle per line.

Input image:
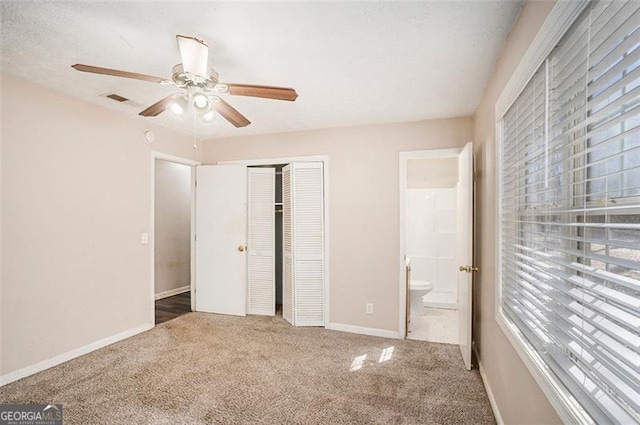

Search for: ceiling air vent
xmin=100 ymin=93 xmax=144 ymax=109
xmin=105 ymin=93 xmax=129 ymax=102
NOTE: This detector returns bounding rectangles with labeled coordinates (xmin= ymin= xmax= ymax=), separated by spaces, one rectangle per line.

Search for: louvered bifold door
xmin=282 ymin=165 xmax=295 ymax=325
xmin=247 ymin=168 xmax=275 ymax=316
xmin=291 ymin=162 xmax=325 ymax=326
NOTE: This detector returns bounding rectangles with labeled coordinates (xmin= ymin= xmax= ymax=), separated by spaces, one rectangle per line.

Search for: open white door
xmin=247 ymin=168 xmax=275 ymax=316
xmin=457 ymin=142 xmax=474 ymax=370
xmin=195 ymin=164 xmax=247 ymax=316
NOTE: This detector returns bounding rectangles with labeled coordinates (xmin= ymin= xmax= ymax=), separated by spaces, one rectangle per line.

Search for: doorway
xmin=399 ymin=143 xmax=474 ymax=369
xmin=150 ymin=152 xmax=200 ymax=325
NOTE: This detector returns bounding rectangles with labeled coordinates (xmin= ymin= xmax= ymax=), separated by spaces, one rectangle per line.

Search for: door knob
xmin=459 ymin=265 xmax=479 ymax=273
xmin=238 ymin=245 xmax=246 ymax=252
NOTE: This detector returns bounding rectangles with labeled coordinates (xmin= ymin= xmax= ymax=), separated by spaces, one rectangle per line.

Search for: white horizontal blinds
xmin=587 ymin=1 xmax=640 ymax=201
xmin=500 ymin=1 xmax=640 ymax=424
xmin=291 ymin=162 xmax=324 ymax=326
xmin=574 ymin=3 xmax=640 ymax=422
xmin=547 ymin=5 xmax=640 ymax=422
xmin=501 ymin=62 xmax=551 ymax=354
xmin=247 ymin=168 xmax=275 ymax=316
xmin=282 ymin=165 xmax=294 ymax=325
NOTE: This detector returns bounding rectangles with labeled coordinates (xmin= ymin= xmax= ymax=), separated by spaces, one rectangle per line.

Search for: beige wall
xmin=1 ymin=73 xmax=200 ymax=376
xmin=473 ymin=1 xmax=562 ymax=424
xmin=154 ymin=160 xmax=191 ymax=296
xmin=203 ymin=118 xmax=472 ymax=331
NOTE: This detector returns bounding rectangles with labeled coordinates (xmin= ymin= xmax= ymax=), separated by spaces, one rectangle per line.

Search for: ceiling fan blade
xmin=139 ymin=95 xmax=176 ymax=117
xmin=176 ymin=35 xmax=209 ymax=77
xmin=71 ymin=64 xmax=166 ymax=84
xmin=212 ymin=98 xmax=251 ymax=127
xmin=226 ymin=84 xmax=298 ymax=101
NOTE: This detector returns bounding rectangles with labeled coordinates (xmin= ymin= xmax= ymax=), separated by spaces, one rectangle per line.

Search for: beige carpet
xmin=0 ymin=313 xmax=495 ymax=424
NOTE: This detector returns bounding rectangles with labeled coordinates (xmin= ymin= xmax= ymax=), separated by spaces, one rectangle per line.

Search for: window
xmin=498 ymin=1 xmax=640 ymax=424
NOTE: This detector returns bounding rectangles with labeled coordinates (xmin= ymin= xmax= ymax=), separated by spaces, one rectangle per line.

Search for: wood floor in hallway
xmin=155 ymin=291 xmax=191 ymax=325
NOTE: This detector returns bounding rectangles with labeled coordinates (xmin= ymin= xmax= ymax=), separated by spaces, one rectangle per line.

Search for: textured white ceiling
xmin=0 ymin=1 xmax=522 ymax=139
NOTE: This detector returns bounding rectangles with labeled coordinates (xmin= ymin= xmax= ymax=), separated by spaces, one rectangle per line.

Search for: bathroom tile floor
xmin=408 ymin=307 xmax=459 ymax=344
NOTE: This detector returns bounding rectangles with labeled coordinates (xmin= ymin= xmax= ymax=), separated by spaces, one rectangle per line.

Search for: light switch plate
xmin=141 ymin=233 xmax=149 ymax=244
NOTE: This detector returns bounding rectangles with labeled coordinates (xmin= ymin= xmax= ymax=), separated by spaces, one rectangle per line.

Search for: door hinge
xmin=459 ymin=265 xmax=479 ymax=273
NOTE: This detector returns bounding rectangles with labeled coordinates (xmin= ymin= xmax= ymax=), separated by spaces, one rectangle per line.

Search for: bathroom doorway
xmin=399 ymin=143 xmax=474 ymax=370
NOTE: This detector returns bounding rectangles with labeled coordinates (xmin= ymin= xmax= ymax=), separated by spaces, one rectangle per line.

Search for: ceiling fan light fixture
xmin=202 ymin=110 xmax=216 ymax=122
xmin=192 ymin=93 xmax=209 ymax=109
xmin=169 ymin=103 xmax=184 ymax=115
xmin=169 ymin=95 xmax=188 ymax=115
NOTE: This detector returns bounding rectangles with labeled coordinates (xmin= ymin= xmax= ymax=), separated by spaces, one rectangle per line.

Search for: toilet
xmin=409 ymin=280 xmax=433 ymax=315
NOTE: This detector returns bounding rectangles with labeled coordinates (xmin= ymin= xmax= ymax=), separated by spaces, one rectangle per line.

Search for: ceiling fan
xmin=71 ymin=35 xmax=298 ymax=128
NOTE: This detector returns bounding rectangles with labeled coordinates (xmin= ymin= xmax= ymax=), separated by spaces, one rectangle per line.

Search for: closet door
xmin=284 ymin=162 xmax=325 ymax=327
xmin=247 ymin=168 xmax=275 ymax=316
xmin=282 ymin=165 xmax=295 ymax=325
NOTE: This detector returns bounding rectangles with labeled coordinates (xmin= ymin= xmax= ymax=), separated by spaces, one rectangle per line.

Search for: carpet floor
xmin=0 ymin=313 xmax=495 ymax=424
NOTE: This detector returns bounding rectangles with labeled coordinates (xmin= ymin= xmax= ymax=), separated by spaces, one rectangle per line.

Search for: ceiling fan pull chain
xmin=193 ymin=110 xmax=198 ymax=150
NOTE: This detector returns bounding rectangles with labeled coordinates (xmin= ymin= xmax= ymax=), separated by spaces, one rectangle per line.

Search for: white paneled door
xmin=457 ymin=142 xmax=474 ymax=370
xmin=247 ymin=168 xmax=275 ymax=316
xmin=195 ymin=164 xmax=247 ymax=316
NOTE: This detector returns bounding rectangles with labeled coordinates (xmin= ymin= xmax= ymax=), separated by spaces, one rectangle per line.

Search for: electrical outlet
xmin=366 ymin=303 xmax=374 ymax=315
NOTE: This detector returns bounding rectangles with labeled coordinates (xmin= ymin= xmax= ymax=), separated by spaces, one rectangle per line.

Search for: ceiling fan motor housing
xmin=171 ymin=63 xmax=220 ymax=89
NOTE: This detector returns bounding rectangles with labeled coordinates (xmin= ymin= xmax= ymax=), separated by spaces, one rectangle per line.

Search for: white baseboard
xmin=474 ymin=344 xmax=504 ymax=425
xmin=0 ymin=322 xmax=153 ymax=387
xmin=326 ymin=322 xmax=401 ymax=339
xmin=154 ymin=285 xmax=190 ymax=300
